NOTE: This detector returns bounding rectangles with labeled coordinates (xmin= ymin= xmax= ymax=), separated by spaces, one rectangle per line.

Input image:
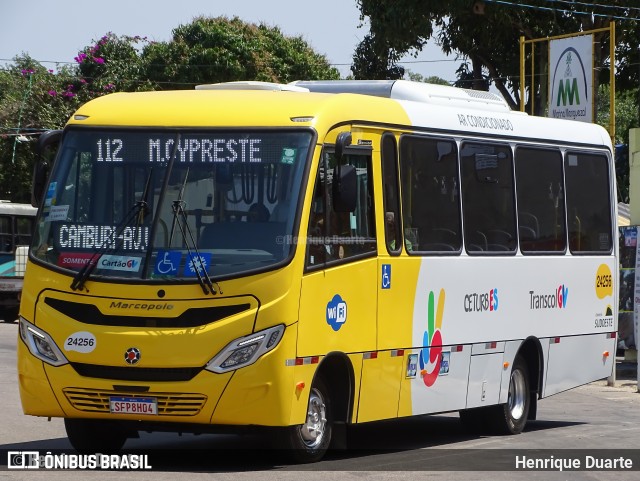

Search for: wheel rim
xmin=508 ymin=368 xmax=526 ymax=420
xmin=298 ymin=387 xmax=327 ymax=449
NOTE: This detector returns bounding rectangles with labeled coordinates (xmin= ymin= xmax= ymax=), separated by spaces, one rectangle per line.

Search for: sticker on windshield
xmin=48 ymin=205 xmax=69 ymax=222
xmin=64 ymin=331 xmax=96 ymax=353
xmin=184 ymin=253 xmax=212 ymax=277
xmin=98 ymin=255 xmax=142 ymax=272
xmin=44 ymin=182 xmax=57 ymax=207
xmin=57 ymin=252 xmax=97 ymax=269
xmin=281 ymin=148 xmax=297 ymax=164
xmin=154 ymin=250 xmax=181 ymax=276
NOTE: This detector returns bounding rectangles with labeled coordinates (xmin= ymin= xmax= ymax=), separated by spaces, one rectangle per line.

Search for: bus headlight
xmin=19 ymin=317 xmax=68 ymax=367
xmin=205 ymin=324 xmax=285 ymax=373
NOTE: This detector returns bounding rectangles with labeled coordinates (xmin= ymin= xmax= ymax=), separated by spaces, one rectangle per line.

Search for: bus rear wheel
xmin=491 ymin=355 xmax=530 ymax=434
xmin=64 ymin=418 xmax=128 ymax=453
xmin=283 ymin=376 xmax=332 ymax=463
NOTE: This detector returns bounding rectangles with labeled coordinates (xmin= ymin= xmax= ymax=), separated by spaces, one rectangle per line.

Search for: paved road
xmin=1 ymin=320 xmax=639 ymax=480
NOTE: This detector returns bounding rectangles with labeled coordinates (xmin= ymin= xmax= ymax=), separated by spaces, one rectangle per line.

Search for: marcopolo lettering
xmin=110 ymin=301 xmax=174 ymax=311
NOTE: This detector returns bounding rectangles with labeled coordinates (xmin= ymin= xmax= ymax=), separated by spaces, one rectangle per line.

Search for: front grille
xmin=63 ymin=387 xmax=207 ymax=416
xmin=70 ymin=362 xmax=203 ymax=382
xmin=45 ymin=297 xmax=251 ymax=328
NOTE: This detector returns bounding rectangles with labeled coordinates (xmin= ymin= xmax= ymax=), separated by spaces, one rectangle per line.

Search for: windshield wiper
xmin=169 ymin=168 xmax=217 ymax=295
xmin=70 ymin=168 xmax=153 ymax=291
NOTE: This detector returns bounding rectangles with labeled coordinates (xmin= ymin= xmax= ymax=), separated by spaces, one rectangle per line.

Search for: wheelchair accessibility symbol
xmin=154 ymin=251 xmax=181 ymax=276
xmin=381 ymin=264 xmax=391 ymax=289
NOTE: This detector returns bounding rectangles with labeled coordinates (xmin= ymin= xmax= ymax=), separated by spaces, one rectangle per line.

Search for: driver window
xmin=306 ymin=150 xmax=376 ymax=268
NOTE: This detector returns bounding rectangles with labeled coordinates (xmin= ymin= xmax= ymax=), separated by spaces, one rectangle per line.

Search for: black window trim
xmin=514 ymin=145 xmax=568 ymax=256
xmin=398 ymin=133 xmax=463 ymax=256
xmin=460 ymin=139 xmax=517 ymax=256
xmin=563 ymin=149 xmax=614 ymax=256
xmin=304 ymin=144 xmax=377 ymax=273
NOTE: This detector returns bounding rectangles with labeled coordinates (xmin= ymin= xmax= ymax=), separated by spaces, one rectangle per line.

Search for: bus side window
xmin=564 ymin=152 xmax=612 ymax=253
xmin=15 ymin=216 xmax=34 ymax=246
xmin=381 ymin=134 xmax=401 ymax=254
xmin=515 ymin=147 xmax=566 ymax=253
xmin=399 ymin=135 xmax=462 ymax=254
xmin=460 ymin=142 xmax=516 ymax=254
xmin=306 ymin=176 xmax=326 ymax=267
xmin=0 ymin=216 xmax=12 ymax=253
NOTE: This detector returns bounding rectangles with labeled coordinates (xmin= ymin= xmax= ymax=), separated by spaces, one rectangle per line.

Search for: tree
xmin=73 ymin=33 xmax=157 ymax=97
xmin=0 ymin=56 xmax=83 ymax=202
xmin=351 ymin=34 xmax=404 ymax=79
xmin=405 ymin=71 xmax=450 ymax=85
xmin=596 ymin=84 xmax=638 ymax=203
xmin=356 ymin=0 xmax=638 ymax=113
xmin=143 ymin=16 xmax=339 ymax=89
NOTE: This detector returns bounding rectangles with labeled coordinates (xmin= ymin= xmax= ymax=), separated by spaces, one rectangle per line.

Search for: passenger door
xmin=298 ymin=147 xmax=377 ymax=359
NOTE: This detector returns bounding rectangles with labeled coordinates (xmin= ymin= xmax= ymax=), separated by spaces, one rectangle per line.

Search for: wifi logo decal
xmin=418 ymin=289 xmax=445 ymax=387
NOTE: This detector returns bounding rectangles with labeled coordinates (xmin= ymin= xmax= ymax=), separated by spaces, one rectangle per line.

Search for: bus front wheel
xmin=283 ymin=376 xmax=332 ymax=463
xmin=64 ymin=418 xmax=128 ymax=453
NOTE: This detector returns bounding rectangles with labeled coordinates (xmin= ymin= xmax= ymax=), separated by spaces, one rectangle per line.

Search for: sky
xmin=0 ymin=0 xmax=459 ymax=82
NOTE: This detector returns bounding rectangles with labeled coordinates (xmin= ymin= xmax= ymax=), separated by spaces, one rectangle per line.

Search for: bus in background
xmin=0 ymin=201 xmax=36 ymax=323
xmin=19 ymin=80 xmax=617 ymax=462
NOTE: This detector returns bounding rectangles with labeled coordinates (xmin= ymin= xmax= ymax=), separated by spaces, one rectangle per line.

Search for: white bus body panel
xmin=410 ymin=256 xmax=615 ymax=415
xmin=543 ymin=333 xmax=616 ymax=397
xmin=466 ymin=351 xmax=504 ymax=408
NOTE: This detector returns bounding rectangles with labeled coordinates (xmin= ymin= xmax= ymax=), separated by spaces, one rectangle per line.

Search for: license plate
xmin=0 ymin=282 xmax=19 ymax=291
xmin=109 ymin=396 xmax=157 ymax=415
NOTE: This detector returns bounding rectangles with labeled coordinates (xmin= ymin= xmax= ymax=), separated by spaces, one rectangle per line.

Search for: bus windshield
xmin=31 ymin=128 xmax=311 ymax=282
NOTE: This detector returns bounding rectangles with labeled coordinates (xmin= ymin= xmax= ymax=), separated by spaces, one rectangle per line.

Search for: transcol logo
xmin=529 ymin=285 xmax=569 ymax=310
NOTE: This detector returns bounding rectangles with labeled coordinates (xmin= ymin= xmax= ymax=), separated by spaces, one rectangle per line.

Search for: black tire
xmin=64 ymin=418 xmax=128 ymax=453
xmin=1 ymin=308 xmax=18 ymax=323
xmin=282 ymin=376 xmax=332 ymax=463
xmin=491 ymin=355 xmax=530 ymax=434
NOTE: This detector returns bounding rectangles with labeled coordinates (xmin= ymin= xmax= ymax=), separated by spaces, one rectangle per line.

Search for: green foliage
xmin=0 ymin=56 xmax=83 ymax=201
xmin=596 ymin=84 xmax=638 ymax=146
xmin=74 ymin=33 xmax=157 ymax=97
xmin=356 ymin=0 xmax=639 ymax=111
xmin=351 ymin=34 xmax=404 ymax=80
xmin=143 ymin=16 xmax=339 ymax=88
xmin=405 ymin=71 xmax=450 ymax=85
xmin=596 ymin=84 xmax=637 ymax=202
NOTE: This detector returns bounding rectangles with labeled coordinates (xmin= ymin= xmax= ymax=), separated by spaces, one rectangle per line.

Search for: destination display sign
xmin=65 ymin=130 xmax=311 ymax=165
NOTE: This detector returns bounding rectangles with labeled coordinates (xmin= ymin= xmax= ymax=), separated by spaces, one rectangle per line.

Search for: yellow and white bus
xmin=19 ymin=80 xmax=617 ymax=462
